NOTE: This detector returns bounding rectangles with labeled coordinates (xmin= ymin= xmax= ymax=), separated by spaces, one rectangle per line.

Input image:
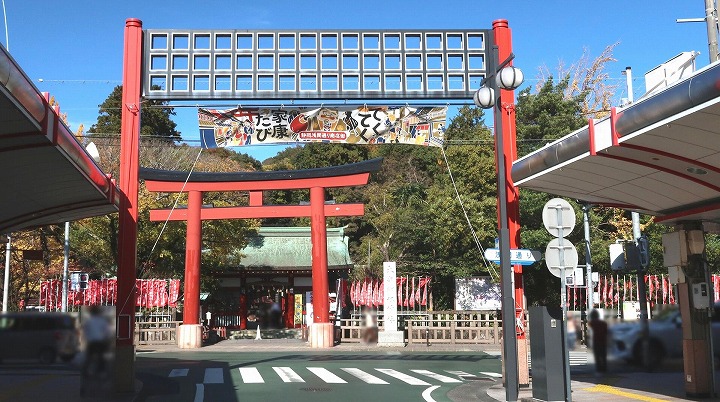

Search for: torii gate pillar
xmin=309 ymin=186 xmax=333 ymax=347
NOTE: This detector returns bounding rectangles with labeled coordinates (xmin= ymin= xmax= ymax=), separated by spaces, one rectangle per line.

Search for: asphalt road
xmin=135 ymin=350 xmax=505 ymax=402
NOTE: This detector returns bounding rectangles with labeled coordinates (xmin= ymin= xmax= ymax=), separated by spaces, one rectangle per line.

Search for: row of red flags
xmin=39 ymin=279 xmax=181 ymax=310
xmin=349 ymin=276 xmax=430 ymax=308
xmin=566 ymin=274 xmax=720 ymax=310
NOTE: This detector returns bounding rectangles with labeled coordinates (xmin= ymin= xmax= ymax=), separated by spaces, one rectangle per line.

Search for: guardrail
xmin=339 ymin=310 xmax=502 ymax=345
xmin=406 ymin=311 xmax=501 ymax=345
xmin=134 ymin=320 xmax=180 ymax=345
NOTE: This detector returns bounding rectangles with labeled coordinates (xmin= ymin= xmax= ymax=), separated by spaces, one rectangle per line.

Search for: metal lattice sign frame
xmin=142 ymin=29 xmax=489 ymax=100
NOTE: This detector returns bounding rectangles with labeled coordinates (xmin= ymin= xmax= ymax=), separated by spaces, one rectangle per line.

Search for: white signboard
xmin=455 ymin=277 xmax=501 ymax=310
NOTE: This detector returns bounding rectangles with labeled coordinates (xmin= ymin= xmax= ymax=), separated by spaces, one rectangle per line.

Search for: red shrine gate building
xmin=209 ymin=226 xmax=353 ymax=330
xmin=140 ymin=158 xmax=381 ymax=347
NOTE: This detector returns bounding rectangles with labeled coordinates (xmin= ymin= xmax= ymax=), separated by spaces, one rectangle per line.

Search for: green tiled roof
xmin=233 ymin=227 xmax=352 ymax=270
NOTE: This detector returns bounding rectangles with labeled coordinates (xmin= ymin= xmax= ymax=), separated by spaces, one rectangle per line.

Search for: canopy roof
xmin=512 ymin=60 xmax=720 ymax=230
xmin=232 ymin=227 xmax=352 ymax=271
xmin=0 ymin=45 xmax=119 ymax=234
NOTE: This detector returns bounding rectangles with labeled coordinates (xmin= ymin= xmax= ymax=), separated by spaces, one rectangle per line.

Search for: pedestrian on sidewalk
xmin=588 ymin=309 xmax=608 ymax=373
xmin=82 ymin=306 xmax=112 ymax=377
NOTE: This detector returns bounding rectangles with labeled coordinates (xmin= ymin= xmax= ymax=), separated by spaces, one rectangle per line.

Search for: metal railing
xmin=134 ymin=320 xmax=180 ymax=345
xmin=339 ymin=310 xmax=502 ymax=345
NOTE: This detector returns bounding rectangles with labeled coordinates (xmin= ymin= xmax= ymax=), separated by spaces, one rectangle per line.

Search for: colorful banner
xmin=199 ymin=106 xmax=447 ymax=148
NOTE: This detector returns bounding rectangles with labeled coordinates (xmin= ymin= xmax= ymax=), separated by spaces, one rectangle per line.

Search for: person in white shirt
xmin=82 ymin=306 xmax=112 ymax=377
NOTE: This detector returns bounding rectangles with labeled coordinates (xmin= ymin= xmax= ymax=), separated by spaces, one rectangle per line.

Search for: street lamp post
xmin=474 ymin=29 xmax=524 ymax=402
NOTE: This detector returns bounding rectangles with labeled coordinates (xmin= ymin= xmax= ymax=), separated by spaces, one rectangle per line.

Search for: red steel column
xmin=116 ymin=17 xmax=142 ymax=392
xmin=183 ymin=190 xmax=203 ymax=325
xmin=310 ymin=186 xmax=330 ymax=323
xmin=493 ymin=19 xmax=524 ymax=330
xmin=494 ymin=19 xmax=530 ymax=388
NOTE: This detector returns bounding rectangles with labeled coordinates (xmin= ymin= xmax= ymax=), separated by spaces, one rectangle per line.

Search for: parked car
xmin=0 ymin=312 xmax=79 ymax=364
xmin=609 ymin=303 xmax=720 ymax=367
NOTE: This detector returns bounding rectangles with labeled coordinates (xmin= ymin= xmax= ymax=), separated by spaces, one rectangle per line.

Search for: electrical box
xmin=692 ymin=283 xmax=710 ymax=309
xmin=529 ymin=306 xmax=568 ymax=402
xmin=662 ymin=231 xmax=687 ymax=267
xmin=609 ymin=243 xmax=625 ymax=271
xmin=668 ymin=266 xmax=685 ymax=284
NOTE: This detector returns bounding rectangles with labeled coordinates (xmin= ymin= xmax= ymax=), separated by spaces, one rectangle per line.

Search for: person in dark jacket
xmin=588 ymin=309 xmax=608 ymax=373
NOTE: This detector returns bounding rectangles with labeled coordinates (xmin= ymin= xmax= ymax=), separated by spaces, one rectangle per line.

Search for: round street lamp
xmin=473 ymin=65 xmax=524 ymax=110
xmin=473 ymin=86 xmax=495 ymax=108
xmin=497 ymin=65 xmax=525 ymax=90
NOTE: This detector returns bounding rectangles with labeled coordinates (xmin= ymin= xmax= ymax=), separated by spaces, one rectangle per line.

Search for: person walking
xmin=82 ymin=306 xmax=112 ymax=378
xmin=588 ymin=309 xmax=608 ymax=373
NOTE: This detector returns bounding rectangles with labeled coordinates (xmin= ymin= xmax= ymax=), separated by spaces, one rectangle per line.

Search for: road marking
xmin=239 ymin=367 xmax=264 ymax=383
xmin=169 ymin=368 xmax=189 ymax=377
xmin=422 ymin=385 xmax=440 ymax=402
xmin=307 ymin=367 xmax=347 ymax=383
xmin=586 ymin=384 xmax=668 ymax=402
xmin=273 ymin=367 xmax=304 ymax=382
xmin=375 ymin=368 xmax=431 ymax=385
xmin=445 ymin=370 xmax=473 ymax=378
xmin=411 ymin=369 xmax=462 ymax=383
xmin=479 ymin=372 xmax=503 ymax=378
xmin=194 ymin=384 xmax=204 ymax=402
xmin=203 ymin=368 xmax=223 ymax=384
xmin=341 ymin=368 xmax=389 ymax=384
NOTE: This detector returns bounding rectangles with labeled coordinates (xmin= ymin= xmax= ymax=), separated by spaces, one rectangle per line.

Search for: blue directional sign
xmin=484 ymin=248 xmax=542 ymax=265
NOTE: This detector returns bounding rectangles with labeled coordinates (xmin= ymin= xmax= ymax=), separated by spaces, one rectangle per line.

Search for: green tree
xmin=89 ymin=85 xmax=181 ymax=141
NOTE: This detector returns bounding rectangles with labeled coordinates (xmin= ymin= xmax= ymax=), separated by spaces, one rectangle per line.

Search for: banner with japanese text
xmin=199 ymin=106 xmax=447 ymax=148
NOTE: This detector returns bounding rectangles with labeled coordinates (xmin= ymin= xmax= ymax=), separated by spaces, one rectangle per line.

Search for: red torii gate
xmin=140 ymin=159 xmax=381 ymax=348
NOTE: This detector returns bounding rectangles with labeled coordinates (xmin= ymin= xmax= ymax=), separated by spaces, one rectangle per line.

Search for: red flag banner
xmin=169 ymin=279 xmax=180 ymax=307
xmin=409 ymin=278 xmax=416 ymax=309
xmin=397 ymin=277 xmax=405 ymax=307
xmin=421 ymin=277 xmax=429 ymax=306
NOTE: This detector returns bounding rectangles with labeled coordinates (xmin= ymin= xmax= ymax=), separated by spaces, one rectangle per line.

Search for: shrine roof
xmin=230 ymin=226 xmax=353 ymax=270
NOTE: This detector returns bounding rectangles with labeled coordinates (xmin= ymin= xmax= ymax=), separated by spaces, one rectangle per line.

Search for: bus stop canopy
xmin=0 ymin=45 xmax=119 ymax=234
xmin=512 ymin=61 xmax=720 ymax=230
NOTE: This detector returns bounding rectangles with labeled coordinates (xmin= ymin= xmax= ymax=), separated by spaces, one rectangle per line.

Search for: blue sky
xmin=2 ymin=1 xmax=712 ymax=161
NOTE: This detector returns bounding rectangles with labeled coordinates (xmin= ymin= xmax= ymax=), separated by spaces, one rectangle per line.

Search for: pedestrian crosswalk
xmin=484 ymin=350 xmax=589 ymax=367
xmin=169 ymin=366 xmax=501 ymax=386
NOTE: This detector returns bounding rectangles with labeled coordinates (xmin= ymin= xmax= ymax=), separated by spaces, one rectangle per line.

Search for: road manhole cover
xmin=300 ymin=387 xmax=332 ymax=392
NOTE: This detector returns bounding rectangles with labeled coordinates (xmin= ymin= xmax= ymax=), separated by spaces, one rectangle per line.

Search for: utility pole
xmin=677 ymin=0 xmax=719 ymax=63
xmin=706 ymin=0 xmax=719 ymax=62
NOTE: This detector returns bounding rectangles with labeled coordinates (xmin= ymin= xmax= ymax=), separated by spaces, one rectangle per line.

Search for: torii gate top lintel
xmin=140 ymin=157 xmax=382 ymax=187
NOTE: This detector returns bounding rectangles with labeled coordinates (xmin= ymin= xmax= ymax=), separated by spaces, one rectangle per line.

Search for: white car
xmin=609 ymin=304 xmax=720 ymax=367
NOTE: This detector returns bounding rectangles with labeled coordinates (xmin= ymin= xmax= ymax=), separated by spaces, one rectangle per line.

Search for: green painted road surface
xmin=136 ymin=350 xmax=503 ymax=402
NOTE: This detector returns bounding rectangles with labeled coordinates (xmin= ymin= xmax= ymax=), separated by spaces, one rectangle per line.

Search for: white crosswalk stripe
xmin=375 ymin=368 xmax=431 ymax=385
xmin=341 ymin=368 xmax=389 ymax=384
xmin=527 ymin=351 xmax=588 ymax=368
xmin=204 ymin=368 xmax=223 ymax=384
xmin=411 ymin=369 xmax=462 ymax=383
xmin=169 ymin=366 xmax=473 ymax=386
xmin=239 ymin=367 xmax=264 ymax=383
xmin=445 ymin=370 xmax=474 ymax=378
xmin=307 ymin=367 xmax=347 ymax=383
xmin=272 ymin=367 xmax=304 ymax=383
xmin=169 ymin=368 xmax=189 ymax=377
